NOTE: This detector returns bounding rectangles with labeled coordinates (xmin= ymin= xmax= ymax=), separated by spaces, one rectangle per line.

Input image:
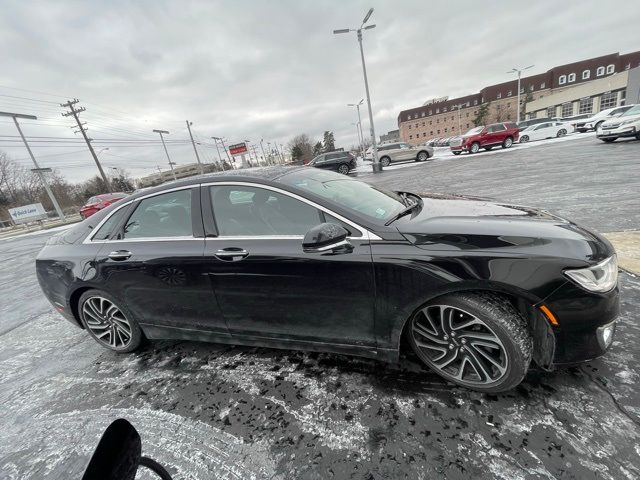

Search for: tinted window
xmin=491 ymin=124 xmax=506 ymax=132
xmin=323 ymin=212 xmax=362 ymax=237
xmin=378 ymin=145 xmax=394 ymax=151
xmin=92 ymin=207 xmax=129 ymax=241
xmin=210 ymin=186 xmax=322 ymax=236
xmin=535 ymin=123 xmax=551 ymax=130
xmin=123 ymin=189 xmax=192 ymax=239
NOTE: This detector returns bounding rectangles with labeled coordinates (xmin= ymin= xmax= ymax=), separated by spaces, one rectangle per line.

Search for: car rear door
xmin=92 ymin=186 xmax=228 ymax=336
xmin=201 ymin=182 xmax=376 ymax=347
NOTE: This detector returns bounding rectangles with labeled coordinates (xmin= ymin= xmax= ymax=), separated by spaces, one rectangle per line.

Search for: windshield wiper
xmin=385 ymin=196 xmax=422 ymax=226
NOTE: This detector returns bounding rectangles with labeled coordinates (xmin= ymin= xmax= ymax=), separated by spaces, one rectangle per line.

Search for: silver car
xmin=366 ymin=142 xmax=434 ymax=167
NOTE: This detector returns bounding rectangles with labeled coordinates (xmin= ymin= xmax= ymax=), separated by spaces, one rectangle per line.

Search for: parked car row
xmin=519 ymin=121 xmax=570 ymax=143
xmin=79 ymin=193 xmax=129 ymax=219
xmin=575 ymin=105 xmax=636 ymax=133
xmin=308 ymin=151 xmax=357 ymax=174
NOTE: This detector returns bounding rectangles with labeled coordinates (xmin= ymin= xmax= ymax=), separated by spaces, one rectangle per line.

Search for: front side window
xmin=92 ymin=207 xmax=129 ymax=241
xmin=210 ymin=186 xmax=322 ymax=236
xmin=124 ymin=189 xmax=192 ymax=239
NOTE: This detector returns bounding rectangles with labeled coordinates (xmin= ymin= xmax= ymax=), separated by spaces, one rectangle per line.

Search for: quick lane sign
xmin=8 ymin=203 xmax=48 ymax=224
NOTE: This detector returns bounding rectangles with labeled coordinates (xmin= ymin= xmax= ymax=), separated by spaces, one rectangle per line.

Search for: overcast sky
xmin=1 ymin=0 xmax=639 ymax=182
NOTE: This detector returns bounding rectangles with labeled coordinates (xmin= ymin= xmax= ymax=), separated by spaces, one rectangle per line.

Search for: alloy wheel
xmin=504 ymin=138 xmax=513 ymax=148
xmin=417 ymin=152 xmax=428 ymax=161
xmin=381 ymin=157 xmax=390 ymax=167
xmin=520 ymin=135 xmax=529 ymax=143
xmin=557 ymin=129 xmax=567 ymax=137
xmin=410 ymin=305 xmax=508 ymax=385
xmin=470 ymin=143 xmax=480 ymax=154
xmin=82 ymin=296 xmax=133 ymax=349
xmin=338 ymin=164 xmax=349 ymax=175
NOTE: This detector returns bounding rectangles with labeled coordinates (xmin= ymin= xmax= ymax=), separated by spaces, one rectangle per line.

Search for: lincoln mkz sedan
xmin=36 ymin=167 xmax=619 ymax=392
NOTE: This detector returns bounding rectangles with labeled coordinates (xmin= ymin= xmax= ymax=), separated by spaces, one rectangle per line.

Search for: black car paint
xmin=309 ymin=152 xmax=356 ymax=173
xmin=36 ymin=166 xmax=618 ymax=368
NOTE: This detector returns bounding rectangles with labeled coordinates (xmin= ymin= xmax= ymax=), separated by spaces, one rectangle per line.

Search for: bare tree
xmin=288 ymin=134 xmax=314 ymax=165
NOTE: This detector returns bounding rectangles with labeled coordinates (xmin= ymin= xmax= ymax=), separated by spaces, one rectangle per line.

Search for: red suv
xmin=450 ymin=122 xmax=520 ymax=155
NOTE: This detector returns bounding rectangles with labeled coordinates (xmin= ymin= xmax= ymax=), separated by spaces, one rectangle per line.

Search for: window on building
xmin=568 ymin=73 xmax=576 ymax=82
xmin=437 ymin=129 xmax=440 ymax=134
xmin=466 ymin=112 xmax=469 ymax=117
xmin=582 ymin=70 xmax=590 ymax=80
xmin=423 ymin=132 xmax=426 ymax=137
xmin=422 ymin=121 xmax=425 ymax=126
xmin=444 ymin=128 xmax=448 ymax=133
xmin=561 ymin=102 xmax=573 ymax=117
xmin=579 ymin=97 xmax=593 ymax=115
xmin=407 ymin=115 xmax=411 ymax=121
xmin=443 ymin=107 xmax=447 ymax=112
xmin=606 ymin=64 xmax=615 ymax=74
xmin=436 ymin=109 xmax=439 ymax=114
xmin=421 ymin=112 xmax=425 ymax=117
xmin=507 ymin=90 xmax=512 ymax=96
xmin=466 ymin=123 xmax=470 ymax=128
xmin=497 ymin=92 xmax=502 ymax=99
xmin=437 ymin=119 xmax=440 ymax=123
xmin=596 ymin=66 xmax=605 ymax=76
xmin=430 ymin=130 xmax=433 ymax=135
xmin=429 ymin=121 xmax=432 ymax=125
xmin=559 ymin=75 xmax=567 ymax=85
xmin=466 ymin=102 xmax=470 ymax=107
xmin=547 ymin=106 xmax=555 ymax=118
xmin=473 ymin=100 xmax=478 ymax=105
xmin=408 ymin=125 xmax=411 ymax=129
xmin=520 ymin=87 xmax=524 ymax=94
xmin=409 ymin=135 xmax=413 ymax=139
xmin=600 ymin=92 xmax=617 ymax=109
xmin=625 ymin=63 xmax=631 ymax=70
xmin=429 ymin=110 xmax=432 ymax=115
xmin=540 ymin=82 xmax=546 ymax=89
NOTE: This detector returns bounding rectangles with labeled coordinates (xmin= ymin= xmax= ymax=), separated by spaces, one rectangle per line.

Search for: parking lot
xmin=1 ymin=135 xmax=639 ymax=479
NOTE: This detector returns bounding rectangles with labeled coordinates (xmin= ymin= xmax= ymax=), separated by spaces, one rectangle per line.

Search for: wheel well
xmin=69 ymin=287 xmax=93 ymax=329
xmin=398 ymin=288 xmax=551 ymax=367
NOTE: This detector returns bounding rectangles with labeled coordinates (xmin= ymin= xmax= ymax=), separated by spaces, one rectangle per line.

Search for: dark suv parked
xmin=449 ymin=122 xmax=520 ymax=154
xmin=309 ymin=151 xmax=356 ymax=174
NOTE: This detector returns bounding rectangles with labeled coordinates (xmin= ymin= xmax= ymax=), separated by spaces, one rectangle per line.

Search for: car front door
xmin=397 ymin=143 xmax=416 ymax=160
xmin=93 ymin=187 xmax=228 ymax=336
xmin=201 ymin=182 xmax=376 ymax=347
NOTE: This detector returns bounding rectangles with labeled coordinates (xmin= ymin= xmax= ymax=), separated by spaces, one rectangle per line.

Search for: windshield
xmin=280 ymin=168 xmax=406 ymax=221
xmin=464 ymin=126 xmax=483 ymax=135
xmin=621 ymin=105 xmax=640 ymax=117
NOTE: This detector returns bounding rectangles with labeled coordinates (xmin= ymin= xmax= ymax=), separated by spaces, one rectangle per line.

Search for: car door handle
xmin=214 ymin=248 xmax=249 ymax=261
xmin=108 ymin=250 xmax=132 ymax=261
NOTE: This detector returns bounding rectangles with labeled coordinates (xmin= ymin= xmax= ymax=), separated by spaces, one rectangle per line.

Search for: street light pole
xmin=185 ymin=120 xmax=204 ymax=175
xmin=153 ymin=129 xmax=176 ymax=181
xmin=508 ymin=65 xmax=534 ymax=124
xmin=259 ymin=139 xmax=268 ymax=165
xmin=334 ymin=8 xmax=381 ymax=172
xmin=348 ymin=99 xmax=366 ymax=159
xmin=0 ymin=112 xmax=65 ymax=220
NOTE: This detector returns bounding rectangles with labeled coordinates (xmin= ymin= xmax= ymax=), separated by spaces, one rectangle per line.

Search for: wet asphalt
xmin=1 ymin=134 xmax=639 ymax=479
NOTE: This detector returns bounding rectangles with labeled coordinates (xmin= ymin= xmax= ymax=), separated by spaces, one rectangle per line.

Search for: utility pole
xmin=61 ymin=99 xmax=112 ymax=191
xmin=260 ymin=139 xmax=268 ymax=165
xmin=348 ymin=99 xmax=366 ymax=159
xmin=251 ymin=145 xmax=260 ymax=165
xmin=153 ymin=129 xmax=177 ymax=181
xmin=0 ymin=111 xmax=65 ymax=220
xmin=185 ymin=120 xmax=204 ymax=174
xmin=211 ymin=138 xmax=225 ymax=171
xmin=212 ymin=137 xmax=233 ymax=168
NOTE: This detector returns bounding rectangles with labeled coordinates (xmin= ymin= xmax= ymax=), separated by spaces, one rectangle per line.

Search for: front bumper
xmin=543 ymin=281 xmax=620 ymax=365
xmin=597 ymin=125 xmax=637 ymax=138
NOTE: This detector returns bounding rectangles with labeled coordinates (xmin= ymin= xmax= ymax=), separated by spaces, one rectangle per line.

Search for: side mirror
xmin=83 ymin=418 xmax=173 ymax=480
xmin=302 ymin=223 xmax=351 ymax=253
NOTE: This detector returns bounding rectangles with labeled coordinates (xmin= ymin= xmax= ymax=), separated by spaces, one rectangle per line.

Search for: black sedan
xmin=36 ymin=167 xmax=619 ymax=392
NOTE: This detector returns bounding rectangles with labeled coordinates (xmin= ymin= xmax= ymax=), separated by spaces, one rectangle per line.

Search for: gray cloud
xmin=1 ymin=0 xmax=639 ymax=181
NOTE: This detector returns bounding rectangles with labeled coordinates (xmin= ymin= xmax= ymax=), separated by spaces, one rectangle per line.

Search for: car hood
xmin=395 ymin=193 xmax=613 ymax=263
xmin=602 ymin=113 xmax=640 ymax=126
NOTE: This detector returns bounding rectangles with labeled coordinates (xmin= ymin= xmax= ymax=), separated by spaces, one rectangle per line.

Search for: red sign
xmin=228 ymin=142 xmax=248 ymax=155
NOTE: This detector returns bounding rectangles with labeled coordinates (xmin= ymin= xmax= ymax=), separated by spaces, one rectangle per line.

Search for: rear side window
xmin=492 ymin=124 xmax=507 ymax=132
xmin=92 ymin=207 xmax=129 ymax=241
xmin=123 ymin=189 xmax=193 ymax=239
xmin=504 ymin=122 xmax=517 ymax=129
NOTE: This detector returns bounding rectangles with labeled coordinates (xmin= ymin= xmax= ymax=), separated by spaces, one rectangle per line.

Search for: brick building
xmin=398 ymin=50 xmax=640 ymax=145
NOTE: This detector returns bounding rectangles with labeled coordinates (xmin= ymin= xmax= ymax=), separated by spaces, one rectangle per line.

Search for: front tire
xmin=78 ymin=289 xmax=143 ymax=353
xmin=502 ymin=137 xmax=513 ymax=148
xmin=380 ymin=156 xmax=391 ymax=167
xmin=469 ymin=142 xmax=480 ymax=154
xmin=600 ymin=138 xmax=617 ymax=143
xmin=337 ymin=163 xmax=350 ymax=175
xmin=484 ymin=146 xmax=493 ymax=151
xmin=557 ymin=129 xmax=567 ymax=137
xmin=520 ymin=135 xmax=529 ymax=143
xmin=406 ymin=292 xmax=532 ymax=392
xmin=416 ymin=151 xmax=429 ymax=162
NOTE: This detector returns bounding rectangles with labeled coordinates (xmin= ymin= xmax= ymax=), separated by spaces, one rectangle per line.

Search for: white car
xmin=518 ymin=121 xmax=571 ymax=143
xmin=597 ymin=104 xmax=640 ymax=143
xmin=575 ymin=105 xmax=635 ymax=133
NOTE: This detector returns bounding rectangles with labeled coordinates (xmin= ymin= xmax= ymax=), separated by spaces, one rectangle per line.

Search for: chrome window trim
xmin=202 ymin=181 xmax=382 ymax=240
xmin=83 ymin=185 xmax=196 ymax=244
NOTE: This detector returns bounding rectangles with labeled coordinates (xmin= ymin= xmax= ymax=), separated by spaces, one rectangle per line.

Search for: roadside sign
xmin=8 ymin=203 xmax=48 ymax=224
xmin=228 ymin=142 xmax=248 ymax=156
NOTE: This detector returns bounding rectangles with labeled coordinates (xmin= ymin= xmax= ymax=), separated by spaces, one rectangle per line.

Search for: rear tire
xmin=484 ymin=146 xmax=493 ymax=151
xmin=78 ymin=289 xmax=143 ymax=353
xmin=381 ymin=156 xmax=391 ymax=167
xmin=600 ymin=138 xmax=617 ymax=143
xmin=502 ymin=137 xmax=513 ymax=148
xmin=469 ymin=142 xmax=480 ymax=154
xmin=406 ymin=292 xmax=532 ymax=392
xmin=337 ymin=163 xmax=350 ymax=175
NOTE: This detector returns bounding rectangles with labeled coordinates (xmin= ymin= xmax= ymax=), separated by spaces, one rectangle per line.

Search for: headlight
xmin=585 ymin=123 xmax=593 ymax=128
xmin=565 ymin=255 xmax=618 ymax=292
